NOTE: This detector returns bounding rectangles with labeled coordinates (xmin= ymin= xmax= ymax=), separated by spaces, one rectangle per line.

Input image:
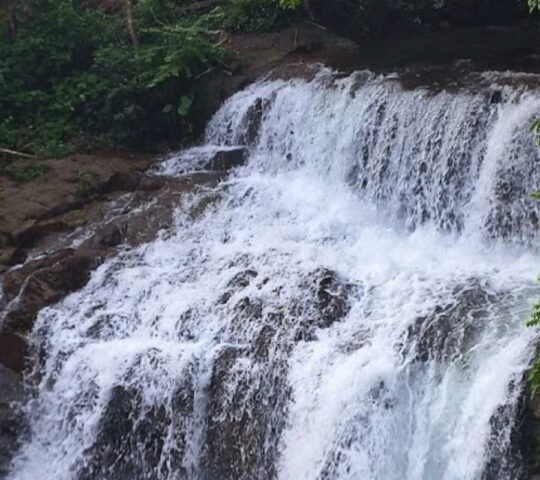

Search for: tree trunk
xmin=124 ymin=0 xmax=138 ymax=48
xmin=179 ymin=0 xmax=226 ymax=16
xmin=0 ymin=0 xmax=17 ymax=39
xmin=304 ymin=0 xmax=315 ymax=21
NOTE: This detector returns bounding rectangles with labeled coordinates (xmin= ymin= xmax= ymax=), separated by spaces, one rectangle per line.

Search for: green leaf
xmin=163 ymin=104 xmax=173 ymax=113
xmin=177 ymin=96 xmax=193 ymax=117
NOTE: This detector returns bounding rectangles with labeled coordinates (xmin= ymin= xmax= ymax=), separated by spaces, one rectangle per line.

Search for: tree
xmin=124 ymin=0 xmax=138 ymax=47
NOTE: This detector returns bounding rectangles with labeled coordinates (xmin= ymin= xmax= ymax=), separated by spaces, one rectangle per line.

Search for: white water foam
xmin=7 ymin=70 xmax=540 ymax=480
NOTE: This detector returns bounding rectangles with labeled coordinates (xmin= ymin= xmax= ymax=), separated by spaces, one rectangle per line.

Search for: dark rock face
xmin=240 ymin=99 xmax=270 ymax=146
xmin=0 ymin=365 xmax=23 ymax=478
xmin=0 ymin=332 xmax=28 ymax=374
xmin=315 ymin=268 xmax=353 ymax=329
xmin=483 ymin=390 xmax=527 ymax=480
xmin=2 ymin=250 xmax=105 ymax=334
xmin=523 ymin=385 xmax=540 ymax=479
xmin=78 ymin=378 xmax=194 ymax=480
xmin=198 ymin=268 xmax=354 ymax=480
xmin=205 ymin=148 xmax=248 ymax=172
xmin=309 ymin=0 xmax=527 ymax=36
xmin=201 ymin=346 xmax=287 ymax=480
xmin=404 ymin=281 xmax=497 ymax=362
xmin=0 ymin=170 xmax=228 ymax=479
xmin=1 ymin=249 xmax=105 ymax=373
xmin=0 ymin=172 xmax=225 ymax=375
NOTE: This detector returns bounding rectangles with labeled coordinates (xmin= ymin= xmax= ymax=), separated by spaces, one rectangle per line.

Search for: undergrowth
xmin=0 ymin=0 xmax=229 ymax=158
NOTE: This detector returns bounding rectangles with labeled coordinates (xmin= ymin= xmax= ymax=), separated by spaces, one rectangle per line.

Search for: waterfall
xmin=7 ymin=69 xmax=540 ymax=480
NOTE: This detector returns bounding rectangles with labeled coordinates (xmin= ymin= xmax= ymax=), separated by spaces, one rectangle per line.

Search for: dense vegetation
xmin=0 ymin=0 xmax=311 ymax=159
xmin=0 ymin=0 xmax=529 ymax=161
xmin=0 ymin=0 xmax=228 ymax=158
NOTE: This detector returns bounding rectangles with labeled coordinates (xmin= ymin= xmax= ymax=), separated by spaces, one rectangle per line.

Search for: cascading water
xmin=6 ymin=69 xmax=540 ymax=480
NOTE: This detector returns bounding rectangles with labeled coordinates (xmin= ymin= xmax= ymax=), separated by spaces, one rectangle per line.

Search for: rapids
xmin=6 ymin=69 xmax=540 ymax=480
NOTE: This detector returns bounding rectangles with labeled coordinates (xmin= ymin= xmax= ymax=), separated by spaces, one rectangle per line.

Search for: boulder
xmin=240 ymin=99 xmax=270 ymax=146
xmin=0 ymin=365 xmax=23 ymax=478
xmin=78 ymin=368 xmax=195 ymax=480
xmin=205 ymin=148 xmax=248 ymax=172
xmin=2 ymin=250 xmax=105 ymax=336
xmin=201 ymin=346 xmax=287 ymax=480
xmin=404 ymin=280 xmax=497 ymax=363
xmin=0 ymin=332 xmax=27 ymax=374
xmin=315 ymin=268 xmax=353 ymax=329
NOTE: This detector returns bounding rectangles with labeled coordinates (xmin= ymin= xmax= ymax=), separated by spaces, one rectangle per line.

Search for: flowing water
xmin=7 ymin=69 xmax=540 ymax=480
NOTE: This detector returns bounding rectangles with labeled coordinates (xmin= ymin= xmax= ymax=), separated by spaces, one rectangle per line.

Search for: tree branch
xmin=0 ymin=147 xmax=35 ymax=158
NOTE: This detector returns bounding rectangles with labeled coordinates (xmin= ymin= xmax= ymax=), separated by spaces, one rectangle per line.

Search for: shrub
xmin=0 ymin=0 xmax=225 ymax=157
xmin=220 ymin=0 xmax=296 ymax=32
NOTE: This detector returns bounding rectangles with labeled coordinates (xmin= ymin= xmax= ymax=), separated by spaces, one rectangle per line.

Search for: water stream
xmin=7 ymin=69 xmax=540 ymax=480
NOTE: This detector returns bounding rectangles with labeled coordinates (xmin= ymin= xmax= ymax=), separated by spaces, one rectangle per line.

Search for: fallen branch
xmin=308 ymin=20 xmax=328 ymax=31
xmin=0 ymin=147 xmax=35 ymax=158
xmin=179 ymin=0 xmax=227 ymax=16
xmin=195 ymin=67 xmax=214 ymax=80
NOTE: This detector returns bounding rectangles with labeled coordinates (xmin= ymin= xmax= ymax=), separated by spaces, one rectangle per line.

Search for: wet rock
xmin=0 ymin=365 xmax=23 ymax=478
xmin=199 ymin=270 xmax=354 ymax=480
xmin=315 ymin=269 xmax=353 ymax=329
xmin=13 ymin=221 xmax=68 ymax=249
xmin=522 ymin=384 xmax=540 ymax=477
xmin=233 ymin=296 xmax=264 ymax=323
xmin=79 ymin=360 xmax=195 ymax=480
xmin=99 ymin=172 xmax=143 ymax=193
xmin=6 ymin=248 xmax=28 ymax=267
xmin=290 ymin=38 xmax=323 ymax=54
xmin=202 ymin=346 xmax=287 ymax=480
xmin=0 ymin=332 xmax=27 ymax=374
xmin=2 ymin=250 xmax=70 ymax=303
xmin=94 ymin=222 xmax=125 ymax=248
xmin=293 ymin=269 xmax=354 ymax=341
xmin=404 ymin=281 xmax=497 ymax=362
xmin=3 ymin=250 xmax=105 ymax=334
xmin=0 ymin=232 xmax=12 ymax=249
xmin=241 ymin=98 xmax=270 ymax=146
xmin=78 ymin=386 xmax=171 ymax=480
xmin=494 ymin=180 xmax=516 ymax=202
xmin=219 ymin=269 xmax=258 ymax=304
xmin=489 ymin=90 xmax=503 ymax=104
xmin=252 ymin=323 xmax=277 ymax=359
xmin=482 ymin=391 xmax=527 ymax=480
xmin=205 ymin=148 xmax=248 ymax=172
xmin=36 ymin=200 xmax=86 ymax=223
xmin=0 ymin=248 xmax=22 ymax=268
xmin=1 ymin=248 xmax=107 ymax=375
xmin=0 ymin=171 xmax=227 ymax=376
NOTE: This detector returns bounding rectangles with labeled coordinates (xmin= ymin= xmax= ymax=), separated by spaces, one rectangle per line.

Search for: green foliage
xmin=531 ymin=118 xmax=540 ymax=146
xmin=530 ymin=192 xmax=540 ymax=413
xmin=76 ymin=171 xmax=99 ymax=198
xmin=528 ymin=295 xmax=540 ymax=397
xmin=0 ymin=0 xmax=225 ymax=157
xmin=278 ymin=0 xmax=302 ymax=8
xmin=4 ymin=162 xmax=47 ymax=182
xmin=220 ymin=0 xmax=296 ymax=32
xmin=530 ymin=0 xmax=540 ymax=11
